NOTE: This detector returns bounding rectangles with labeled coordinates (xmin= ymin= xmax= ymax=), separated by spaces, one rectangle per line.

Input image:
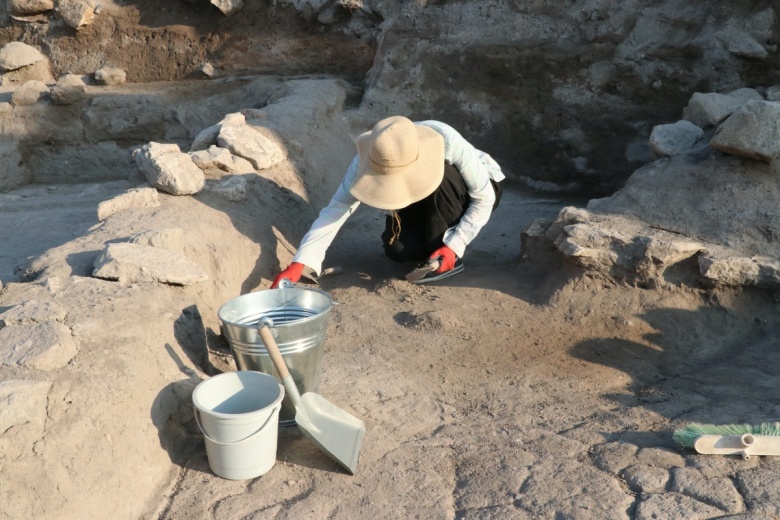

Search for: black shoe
xmin=412 ymin=258 xmax=464 ymax=284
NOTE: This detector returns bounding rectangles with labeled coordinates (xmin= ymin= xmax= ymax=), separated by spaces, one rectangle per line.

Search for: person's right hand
xmin=271 ymin=262 xmax=305 ymax=288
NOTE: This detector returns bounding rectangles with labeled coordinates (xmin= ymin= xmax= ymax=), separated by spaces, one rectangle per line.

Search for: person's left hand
xmin=428 ymin=245 xmax=457 ymax=273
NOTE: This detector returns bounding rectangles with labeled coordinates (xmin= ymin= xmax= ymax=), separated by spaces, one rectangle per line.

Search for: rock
xmin=217 ymin=124 xmax=285 ymax=170
xmin=719 ymin=27 xmax=768 ymax=60
xmin=7 ymin=0 xmax=53 ymax=16
xmin=58 ymin=0 xmax=96 ymax=29
xmin=190 ymin=113 xmax=246 ymax=151
xmin=515 ymin=459 xmax=633 ymax=518
xmin=10 ymin=80 xmax=49 ymax=106
xmin=710 ymin=100 xmax=780 ymax=163
xmin=0 ymin=60 xmax=54 ymax=84
xmin=0 ymin=379 xmax=51 ymax=459
xmin=129 ymin=228 xmax=185 ymax=254
xmin=682 ymin=92 xmax=749 ymax=128
xmin=49 ymin=84 xmax=86 ymax=105
xmin=196 ymin=62 xmax=216 ymax=78
xmin=0 ymin=300 xmax=67 ymax=328
xmin=589 ymin=441 xmax=638 ymax=475
xmin=56 ymin=73 xmax=89 ymax=86
xmin=211 ymin=0 xmax=243 ymax=16
xmin=230 ymin=154 xmax=256 ymax=174
xmin=766 ymin=84 xmax=780 ymax=102
xmin=621 ymin=464 xmax=669 ymax=493
xmin=688 ymin=455 xmax=743 ymax=479
xmin=94 ymin=66 xmax=126 ymax=85
xmin=92 ymin=242 xmax=208 ymax=285
xmin=97 ymin=186 xmax=160 ymax=221
xmin=204 ymin=175 xmax=247 ymax=202
xmin=189 ymin=145 xmax=235 ymax=173
xmin=649 ymin=120 xmax=704 ymax=157
xmin=133 ymin=142 xmax=205 ymax=196
xmin=736 ymin=464 xmax=780 ymax=518
xmin=727 ymin=88 xmax=764 ymax=101
xmin=0 ymin=322 xmax=78 ymax=371
xmin=0 ymin=379 xmax=50 ymax=431
xmin=317 ymin=5 xmax=340 ymax=25
xmin=0 ymin=42 xmax=46 ymax=71
xmin=553 ymin=222 xmax=621 ymax=268
xmin=670 ymin=467 xmax=744 ymax=513
xmin=699 ymin=254 xmax=780 ymax=288
xmin=635 ymin=493 xmax=725 ymax=520
xmin=190 ymin=125 xmax=220 ymax=152
xmin=635 ymin=447 xmax=686 ymax=469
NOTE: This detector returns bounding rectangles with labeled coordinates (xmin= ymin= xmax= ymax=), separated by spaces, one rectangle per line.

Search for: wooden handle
xmin=258 ymin=326 xmax=290 ymax=379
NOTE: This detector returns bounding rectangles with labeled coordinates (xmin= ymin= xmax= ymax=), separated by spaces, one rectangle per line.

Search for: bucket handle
xmin=273 ymin=278 xmax=336 ymax=304
xmin=194 ymin=405 xmax=281 ymax=447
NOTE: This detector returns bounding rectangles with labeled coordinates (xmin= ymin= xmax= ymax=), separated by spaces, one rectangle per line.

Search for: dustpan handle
xmin=258 ymin=325 xmax=290 ymax=380
xmin=258 ymin=322 xmax=304 ymax=410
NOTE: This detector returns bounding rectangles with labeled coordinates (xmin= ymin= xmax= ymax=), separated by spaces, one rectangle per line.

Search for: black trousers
xmin=382 ymin=162 xmax=502 ymax=263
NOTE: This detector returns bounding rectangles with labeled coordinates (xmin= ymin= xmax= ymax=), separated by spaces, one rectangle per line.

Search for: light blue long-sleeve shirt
xmin=292 ymin=120 xmax=506 ymax=274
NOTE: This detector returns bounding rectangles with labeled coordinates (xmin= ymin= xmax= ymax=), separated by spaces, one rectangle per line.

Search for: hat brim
xmin=349 ymin=124 xmax=445 ymax=210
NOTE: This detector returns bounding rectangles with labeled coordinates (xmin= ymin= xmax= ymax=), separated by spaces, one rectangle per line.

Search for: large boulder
xmin=648 ymin=121 xmax=703 ymax=157
xmin=97 ymin=186 xmax=160 ymax=221
xmin=189 ymin=145 xmax=236 ymax=174
xmin=682 ymin=92 xmax=751 ymax=129
xmin=10 ymin=80 xmax=49 ymax=106
xmin=58 ymin=0 xmax=96 ymax=30
xmin=7 ymin=0 xmax=54 ymax=16
xmin=0 ymin=42 xmax=45 ymax=71
xmin=710 ymin=100 xmax=780 ymax=163
xmin=133 ymin=142 xmax=205 ymax=195
xmin=217 ymin=124 xmax=285 ymax=170
xmin=92 ymin=242 xmax=208 ymax=285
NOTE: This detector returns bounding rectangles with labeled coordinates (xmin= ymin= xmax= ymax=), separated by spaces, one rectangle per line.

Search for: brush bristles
xmin=673 ymin=422 xmax=780 ymax=448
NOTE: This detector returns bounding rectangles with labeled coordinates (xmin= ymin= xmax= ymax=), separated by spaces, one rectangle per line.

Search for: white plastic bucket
xmin=192 ymin=371 xmax=285 ymax=480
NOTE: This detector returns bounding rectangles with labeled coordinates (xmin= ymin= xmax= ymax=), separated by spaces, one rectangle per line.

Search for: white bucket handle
xmin=194 ymin=405 xmax=281 ymax=446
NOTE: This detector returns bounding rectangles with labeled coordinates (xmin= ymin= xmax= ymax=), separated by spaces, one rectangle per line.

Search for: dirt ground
xmin=1 ymin=1 xmax=780 ymax=517
xmin=152 ymin=189 xmax=780 ymax=520
xmin=3 ymin=158 xmax=780 ymax=519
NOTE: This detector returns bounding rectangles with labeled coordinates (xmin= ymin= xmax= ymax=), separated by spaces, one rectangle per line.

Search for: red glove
xmin=428 ymin=245 xmax=457 ymax=274
xmin=271 ymin=262 xmax=305 ymax=288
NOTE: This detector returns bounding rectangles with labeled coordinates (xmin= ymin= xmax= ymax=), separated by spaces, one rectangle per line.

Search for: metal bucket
xmin=218 ymin=284 xmax=332 ymax=425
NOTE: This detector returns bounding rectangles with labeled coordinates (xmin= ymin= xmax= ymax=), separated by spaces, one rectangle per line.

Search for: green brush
xmin=674 ymin=422 xmax=780 ymax=459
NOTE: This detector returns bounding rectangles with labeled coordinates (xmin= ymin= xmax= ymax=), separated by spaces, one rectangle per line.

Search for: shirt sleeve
xmin=418 ymin=121 xmax=500 ymax=258
xmin=291 ymin=156 xmax=361 ymax=274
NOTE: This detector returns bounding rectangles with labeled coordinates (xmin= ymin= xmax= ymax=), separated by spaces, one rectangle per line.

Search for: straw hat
xmin=349 ymin=116 xmax=445 ymax=210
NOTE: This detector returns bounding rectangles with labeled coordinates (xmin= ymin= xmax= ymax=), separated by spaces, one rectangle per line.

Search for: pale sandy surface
xmin=1 ymin=83 xmax=779 ymax=519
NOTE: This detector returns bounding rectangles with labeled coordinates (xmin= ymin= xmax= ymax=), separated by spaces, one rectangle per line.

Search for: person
xmin=271 ymin=115 xmax=505 ymax=287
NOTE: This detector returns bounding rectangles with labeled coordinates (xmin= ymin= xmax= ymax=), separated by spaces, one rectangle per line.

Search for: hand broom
xmin=673 ymin=422 xmax=780 ymax=459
